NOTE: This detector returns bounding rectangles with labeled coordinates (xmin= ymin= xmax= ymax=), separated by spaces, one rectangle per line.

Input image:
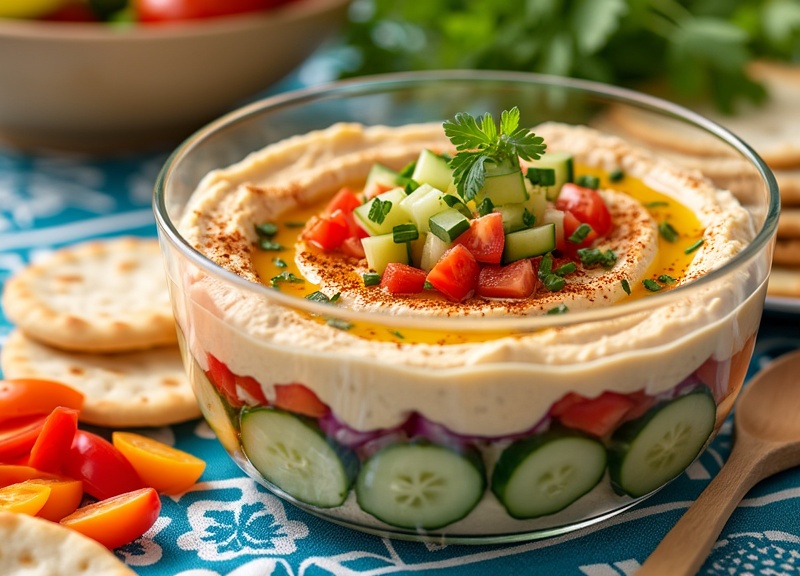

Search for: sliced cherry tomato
xmin=380 ymin=262 xmax=427 ymax=294
xmin=341 ymin=236 xmax=366 ymax=259
xmin=0 ymin=415 xmax=47 ymax=462
xmin=133 ymin=0 xmax=289 ymax=22
xmin=426 ymin=244 xmax=480 ymax=302
xmin=0 ymin=482 xmax=51 ymax=515
xmin=25 ymin=478 xmax=83 ymax=522
xmin=555 ymin=183 xmax=612 ymax=237
xmin=112 ymin=432 xmax=206 ymax=495
xmin=60 ymin=487 xmax=161 ymax=550
xmin=274 ymin=384 xmax=329 ymax=418
xmin=453 ymin=212 xmax=505 ymax=264
xmin=28 ymin=407 xmax=79 ymax=474
xmin=561 ymin=210 xmax=599 ymax=252
xmin=205 ymin=354 xmax=241 ymax=408
xmin=553 ymin=391 xmax=636 ymax=437
xmin=302 ymin=211 xmax=350 ymax=251
xmin=477 ymin=259 xmax=537 ymax=299
xmin=0 ymin=465 xmax=58 ymax=487
xmin=236 ymin=375 xmax=268 ymax=406
xmin=63 ymin=430 xmax=144 ymax=501
xmin=326 ymin=187 xmax=362 ymax=215
xmin=0 ymin=379 xmax=84 ymax=420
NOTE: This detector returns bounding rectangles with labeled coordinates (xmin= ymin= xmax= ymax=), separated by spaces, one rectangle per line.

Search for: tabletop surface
xmin=1 ymin=59 xmax=800 ymax=576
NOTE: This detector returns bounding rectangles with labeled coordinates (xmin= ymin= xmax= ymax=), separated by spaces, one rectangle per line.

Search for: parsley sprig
xmin=443 ymin=107 xmax=546 ymax=203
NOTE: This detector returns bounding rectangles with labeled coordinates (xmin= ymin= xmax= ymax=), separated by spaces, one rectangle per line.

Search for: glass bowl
xmin=153 ymin=71 xmax=778 ymax=544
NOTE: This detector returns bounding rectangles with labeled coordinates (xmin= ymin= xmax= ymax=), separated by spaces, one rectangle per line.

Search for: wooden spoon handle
xmin=636 ymin=446 xmax=765 ymax=576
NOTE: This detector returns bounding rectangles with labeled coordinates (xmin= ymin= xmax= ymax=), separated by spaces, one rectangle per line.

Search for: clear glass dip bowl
xmin=154 ymin=71 xmax=778 ymax=544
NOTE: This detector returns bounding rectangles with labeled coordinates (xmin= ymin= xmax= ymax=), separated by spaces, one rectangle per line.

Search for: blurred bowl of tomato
xmin=0 ymin=0 xmax=350 ymax=152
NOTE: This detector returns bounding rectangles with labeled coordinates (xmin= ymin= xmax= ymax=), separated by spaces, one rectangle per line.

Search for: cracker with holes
xmin=1 ymin=237 xmax=177 ymax=353
xmin=0 ymin=330 xmax=200 ymax=428
xmin=0 ymin=511 xmax=136 ymax=575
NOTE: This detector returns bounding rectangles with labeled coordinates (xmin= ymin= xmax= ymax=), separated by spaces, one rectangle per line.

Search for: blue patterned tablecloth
xmin=1 ymin=61 xmax=800 ymax=576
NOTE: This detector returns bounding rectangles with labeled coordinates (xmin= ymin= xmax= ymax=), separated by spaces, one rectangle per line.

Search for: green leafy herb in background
xmin=335 ymin=0 xmax=800 ymax=113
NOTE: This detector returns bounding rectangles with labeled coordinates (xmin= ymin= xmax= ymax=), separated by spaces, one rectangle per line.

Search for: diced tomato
xmin=63 ymin=430 xmax=144 ymax=501
xmin=477 ymin=259 xmax=537 ymax=299
xmin=274 ymin=384 xmax=329 ymax=418
xmin=380 ymin=263 xmax=427 ymax=294
xmin=302 ymin=210 xmax=350 ymax=251
xmin=560 ymin=210 xmax=599 ymax=252
xmin=134 ymin=0 xmax=290 ymax=22
xmin=453 ymin=212 xmax=505 ymax=264
xmin=235 ymin=375 xmax=268 ymax=406
xmin=325 ymin=188 xmax=362 ymax=216
xmin=554 ymin=391 xmax=637 ymax=437
xmin=0 ymin=379 xmax=84 ymax=420
xmin=205 ymin=354 xmax=241 ymax=408
xmin=555 ymin=183 xmax=612 ymax=237
xmin=0 ymin=415 xmax=47 ymax=462
xmin=426 ymin=244 xmax=480 ymax=302
xmin=28 ymin=407 xmax=79 ymax=474
xmin=549 ymin=392 xmax=587 ymax=418
xmin=341 ymin=236 xmax=366 ymax=259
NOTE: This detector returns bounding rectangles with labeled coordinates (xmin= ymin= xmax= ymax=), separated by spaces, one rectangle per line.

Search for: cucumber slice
xmin=240 ymin=407 xmax=358 ymax=508
xmin=528 ymin=152 xmax=574 ymax=200
xmin=356 ymin=442 xmax=486 ymax=530
xmin=353 ymin=188 xmax=410 ymax=236
xmin=478 ymin=166 xmax=528 ymax=205
xmin=411 ymin=149 xmax=454 ymax=192
xmin=362 ymin=233 xmax=409 ymax=274
xmin=429 ymin=208 xmax=470 ymax=243
xmin=523 ymin=185 xmax=547 ymax=226
xmin=365 ymin=163 xmax=401 ymax=191
xmin=502 ymin=223 xmax=556 ymax=263
xmin=608 ymin=387 xmax=716 ymax=497
xmin=494 ymin=203 xmax=533 ymax=234
xmin=491 ymin=431 xmax=607 ymax=519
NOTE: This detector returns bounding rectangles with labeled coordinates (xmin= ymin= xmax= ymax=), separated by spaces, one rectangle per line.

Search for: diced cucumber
xmin=528 ymin=151 xmax=574 ymax=200
xmin=419 ymin=232 xmax=451 ymax=272
xmin=407 ymin=186 xmax=449 ymax=234
xmin=399 ymin=183 xmax=437 ymax=214
xmin=240 ymin=407 xmax=359 ymax=508
xmin=365 ymin=163 xmax=401 ymax=191
xmin=362 ymin=233 xmax=409 ymax=273
xmin=491 ymin=430 xmax=607 ymax=519
xmin=478 ymin=165 xmax=528 ymax=206
xmin=541 ymin=207 xmax=565 ymax=244
xmin=429 ymin=208 xmax=470 ymax=243
xmin=411 ymin=149 xmax=454 ymax=192
xmin=502 ymin=223 xmax=556 ymax=263
xmin=353 ymin=188 xmax=410 ymax=236
xmin=494 ymin=203 xmax=533 ymax=234
xmin=523 ymin=185 xmax=547 ymax=226
xmin=355 ymin=441 xmax=486 ymax=530
xmin=608 ymin=387 xmax=716 ymax=497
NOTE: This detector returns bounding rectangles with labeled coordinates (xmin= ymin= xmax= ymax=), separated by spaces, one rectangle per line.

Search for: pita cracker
xmin=768 ymin=266 xmax=800 ymax=298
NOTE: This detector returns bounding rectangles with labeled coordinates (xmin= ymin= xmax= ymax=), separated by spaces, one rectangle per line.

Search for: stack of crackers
xmin=0 ymin=237 xmax=200 ymax=428
xmin=595 ymin=60 xmax=800 ymax=301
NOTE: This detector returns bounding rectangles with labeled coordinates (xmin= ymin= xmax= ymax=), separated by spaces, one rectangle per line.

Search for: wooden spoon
xmin=637 ymin=348 xmax=800 ymax=576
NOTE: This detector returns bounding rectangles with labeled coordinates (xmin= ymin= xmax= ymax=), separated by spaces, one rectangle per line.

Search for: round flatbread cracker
xmin=0 ymin=511 xmax=136 ymax=575
xmin=768 ymin=266 xmax=800 ymax=298
xmin=778 ymin=208 xmax=800 ymax=239
xmin=0 ymin=330 xmax=200 ymax=428
xmin=773 ymin=239 xmax=800 ymax=267
xmin=776 ymin=169 xmax=800 ymax=206
xmin=1 ymin=237 xmax=177 ymax=353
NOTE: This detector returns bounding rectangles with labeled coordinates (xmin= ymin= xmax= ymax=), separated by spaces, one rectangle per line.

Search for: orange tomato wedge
xmin=112 ymin=432 xmax=205 ymax=494
xmin=0 ymin=481 xmax=51 ymax=515
xmin=60 ymin=487 xmax=161 ymax=550
xmin=0 ymin=379 xmax=84 ymax=420
xmin=23 ymin=478 xmax=83 ymax=521
xmin=0 ymin=464 xmax=59 ymax=487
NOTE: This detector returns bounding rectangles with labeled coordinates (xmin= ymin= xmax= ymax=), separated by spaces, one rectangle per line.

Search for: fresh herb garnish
xmin=555 ymin=262 xmax=577 ymax=276
xmin=272 ymin=257 xmax=288 ymax=268
xmin=577 ymin=248 xmax=617 ymax=269
xmin=389 ymin=330 xmax=405 ymax=339
xmin=255 ymin=222 xmax=279 ymax=238
xmin=525 ymin=167 xmax=555 ymax=186
xmin=538 ymin=253 xmax=567 ymax=292
xmin=477 ymin=197 xmax=494 ymax=217
xmin=270 ymin=271 xmax=304 ymax=287
xmin=443 ymin=107 xmax=546 ymax=202
xmin=259 ymin=239 xmax=285 ymax=251
xmin=285 ymin=221 xmax=306 ymax=228
xmin=609 ymin=168 xmax=625 ymax=182
xmin=643 ymin=279 xmax=662 ymax=292
xmin=576 ymin=175 xmax=600 ymax=189
xmin=644 ymin=201 xmax=669 ymax=209
xmin=568 ymin=223 xmax=593 ymax=244
xmin=326 ymin=318 xmax=353 ymax=331
xmin=306 ymin=290 xmax=332 ymax=303
xmin=542 ymin=274 xmax=566 ymax=292
xmin=685 ymin=239 xmax=704 ymax=254
xmin=522 ymin=207 xmax=536 ymax=228
xmin=392 ymin=223 xmax=419 ymax=243
xmin=621 ymin=279 xmax=631 ymax=295
xmin=658 ymin=221 xmax=679 ymax=243
xmin=423 ymin=280 xmax=434 ymax=290
xmin=368 ymin=198 xmax=393 ymax=224
xmin=546 ymin=303 xmax=569 ymax=315
xmin=658 ymin=274 xmax=677 ymax=284
xmin=363 ymin=272 xmax=382 ymax=287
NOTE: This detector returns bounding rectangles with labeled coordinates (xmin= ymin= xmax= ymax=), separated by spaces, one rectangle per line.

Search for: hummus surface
xmin=176 ymin=121 xmax=761 ymax=437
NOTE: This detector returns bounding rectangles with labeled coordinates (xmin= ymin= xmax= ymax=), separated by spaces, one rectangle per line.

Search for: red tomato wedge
xmin=453 ymin=212 xmax=505 ymax=264
xmin=426 ymin=244 xmax=480 ymax=302
xmin=134 ymin=0 xmax=289 ymax=22
xmin=28 ymin=407 xmax=79 ymax=474
xmin=236 ymin=375 xmax=268 ymax=406
xmin=303 ymin=211 xmax=350 ymax=251
xmin=0 ymin=415 xmax=47 ymax=462
xmin=63 ymin=430 xmax=144 ymax=501
xmin=60 ymin=487 xmax=161 ymax=550
xmin=274 ymin=384 xmax=329 ymax=418
xmin=326 ymin=188 xmax=362 ymax=215
xmin=112 ymin=432 xmax=206 ymax=495
xmin=477 ymin=259 xmax=537 ymax=299
xmin=554 ymin=183 xmax=612 ymax=237
xmin=205 ymin=354 xmax=241 ymax=408
xmin=380 ymin=262 xmax=427 ymax=294
xmin=552 ymin=391 xmax=637 ymax=437
xmin=0 ymin=379 xmax=84 ymax=420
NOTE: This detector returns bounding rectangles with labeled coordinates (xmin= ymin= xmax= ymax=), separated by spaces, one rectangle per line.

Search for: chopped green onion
xmin=285 ymin=221 xmax=306 ymax=228
xmin=542 ymin=274 xmax=566 ymax=292
xmin=684 ymin=239 xmax=704 ymax=254
xmin=609 ymin=168 xmax=625 ymax=182
xmin=404 ymin=180 xmax=420 ymax=194
xmin=255 ymin=222 xmax=279 ymax=238
xmin=538 ymin=252 xmax=554 ymax=277
xmin=477 ymin=197 xmax=494 ymax=217
xmin=658 ymin=274 xmax=677 ymax=284
xmin=568 ymin=223 xmax=593 ymax=244
xmin=546 ymin=303 xmax=569 ymax=315
xmin=522 ymin=208 xmax=536 ymax=228
xmin=259 ymin=239 xmax=285 ymax=251
xmin=423 ymin=281 xmax=434 ymax=290
xmin=272 ymin=257 xmax=288 ymax=268
xmin=398 ymin=160 xmax=416 ymax=178
xmin=270 ymin=271 xmax=304 ymax=287
xmin=389 ymin=330 xmax=405 ymax=339
xmin=326 ymin=318 xmax=353 ymax=331
xmin=643 ymin=279 xmax=662 ymax=292
xmin=576 ymin=175 xmax=600 ymax=189
xmin=658 ymin=221 xmax=679 ymax=243
xmin=555 ymin=262 xmax=577 ymax=276
xmin=392 ymin=223 xmax=419 ymax=243
xmin=368 ymin=198 xmax=392 ymax=224
xmin=643 ymin=201 xmax=669 ymax=209
xmin=525 ymin=167 xmax=556 ymax=186
xmin=330 ymin=292 xmax=341 ymax=302
xmin=577 ymin=248 xmax=617 ymax=269
xmin=621 ymin=279 xmax=631 ymax=295
xmin=306 ymin=290 xmax=331 ymax=303
xmin=363 ymin=272 xmax=382 ymax=287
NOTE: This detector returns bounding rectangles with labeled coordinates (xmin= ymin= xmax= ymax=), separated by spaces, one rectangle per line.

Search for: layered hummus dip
xmin=168 ymin=107 xmax=766 ymax=541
